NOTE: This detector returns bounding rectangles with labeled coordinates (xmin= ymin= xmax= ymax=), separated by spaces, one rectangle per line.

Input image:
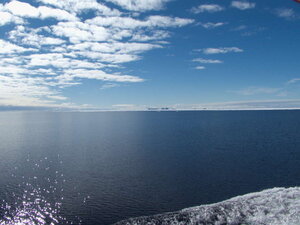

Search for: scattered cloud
xmin=105 ymin=0 xmax=171 ymax=12
xmin=233 ymin=87 xmax=281 ymax=96
xmin=231 ymin=1 xmax=255 ymax=10
xmin=172 ymin=99 xmax=300 ymax=110
xmin=232 ymin=25 xmax=247 ymax=31
xmin=57 ymin=69 xmax=144 ymax=83
xmin=198 ymin=22 xmax=226 ymax=29
xmin=100 ymin=83 xmax=121 ymax=90
xmin=191 ymin=4 xmax=224 ymax=14
xmin=195 ymin=66 xmax=206 ymax=70
xmin=0 ymin=11 xmax=23 ymax=26
xmin=0 ymin=0 xmax=194 ymax=107
xmin=287 ymin=78 xmax=300 ymax=84
xmin=4 ymin=0 xmax=78 ymax=21
xmin=0 ymin=39 xmax=38 ymax=54
xmin=37 ymin=0 xmax=121 ymax=16
xmin=202 ymin=47 xmax=243 ymax=54
xmin=193 ymin=58 xmax=223 ymax=64
xmin=275 ymin=8 xmax=297 ymax=20
xmin=86 ymin=15 xmax=193 ymax=29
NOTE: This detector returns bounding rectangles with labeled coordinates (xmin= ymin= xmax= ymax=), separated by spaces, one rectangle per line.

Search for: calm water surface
xmin=0 ymin=111 xmax=300 ymax=224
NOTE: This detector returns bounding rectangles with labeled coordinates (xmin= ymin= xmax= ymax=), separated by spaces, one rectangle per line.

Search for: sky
xmin=0 ymin=0 xmax=300 ymax=110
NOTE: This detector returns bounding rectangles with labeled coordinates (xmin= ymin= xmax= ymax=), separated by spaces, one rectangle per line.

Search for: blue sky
xmin=0 ymin=0 xmax=300 ymax=110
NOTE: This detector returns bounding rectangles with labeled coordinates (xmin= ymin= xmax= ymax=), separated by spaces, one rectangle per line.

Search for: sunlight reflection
xmin=0 ymin=155 xmax=75 ymax=225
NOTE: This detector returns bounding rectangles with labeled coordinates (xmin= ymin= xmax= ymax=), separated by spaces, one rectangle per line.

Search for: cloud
xmin=233 ymin=87 xmax=281 ymax=96
xmin=100 ymin=83 xmax=120 ymax=90
xmin=50 ymin=16 xmax=193 ymax=44
xmin=275 ymin=8 xmax=297 ymax=20
xmin=75 ymin=52 xmax=141 ymax=64
xmin=26 ymin=53 xmax=106 ymax=69
xmin=0 ymin=0 xmax=193 ymax=107
xmin=5 ymin=1 xmax=40 ymax=18
xmin=38 ymin=6 xmax=78 ymax=21
xmin=193 ymin=58 xmax=223 ymax=64
xmin=198 ymin=22 xmax=225 ymax=29
xmin=0 ymin=11 xmax=23 ymax=26
xmin=195 ymin=66 xmax=205 ymax=70
xmin=131 ymin=30 xmax=170 ymax=41
xmin=47 ymin=95 xmax=68 ymax=100
xmin=231 ymin=1 xmax=255 ymax=10
xmin=86 ymin=15 xmax=193 ymax=29
xmin=12 ymin=28 xmax=66 ymax=47
xmin=0 ymin=39 xmax=36 ymax=54
xmin=202 ymin=47 xmax=243 ymax=54
xmin=191 ymin=4 xmax=224 ymax=14
xmin=287 ymin=78 xmax=300 ymax=84
xmin=0 ymin=73 xmax=59 ymax=107
xmin=51 ymin=22 xmax=110 ymax=43
xmin=232 ymin=25 xmax=247 ymax=31
xmin=67 ymin=42 xmax=162 ymax=55
xmin=4 ymin=0 xmax=78 ymax=21
xmin=37 ymin=0 xmax=121 ymax=16
xmin=57 ymin=69 xmax=144 ymax=83
xmin=173 ymin=99 xmax=300 ymax=110
xmin=104 ymin=0 xmax=171 ymax=12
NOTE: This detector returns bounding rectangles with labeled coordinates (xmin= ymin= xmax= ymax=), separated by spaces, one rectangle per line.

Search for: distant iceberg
xmin=115 ymin=187 xmax=300 ymax=225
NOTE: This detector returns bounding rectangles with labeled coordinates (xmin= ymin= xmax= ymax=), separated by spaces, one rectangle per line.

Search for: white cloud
xmin=234 ymin=87 xmax=281 ymax=95
xmin=51 ymin=22 xmax=110 ymax=43
xmin=131 ymin=30 xmax=170 ymax=42
xmin=0 ymin=74 xmax=60 ymax=107
xmin=191 ymin=4 xmax=224 ymax=14
xmin=105 ymin=0 xmax=170 ymax=11
xmin=47 ymin=95 xmax=68 ymax=100
xmin=37 ymin=0 xmax=121 ymax=16
xmin=100 ymin=83 xmax=120 ymax=90
xmin=232 ymin=25 xmax=247 ymax=31
xmin=58 ymin=69 xmax=144 ymax=83
xmin=0 ymin=11 xmax=23 ymax=26
xmin=195 ymin=66 xmax=205 ymax=70
xmin=231 ymin=1 xmax=255 ymax=10
xmin=38 ymin=6 xmax=78 ymax=21
xmin=202 ymin=47 xmax=243 ymax=54
xmin=287 ymin=78 xmax=300 ymax=84
xmin=21 ymin=34 xmax=66 ymax=47
xmin=5 ymin=1 xmax=40 ymax=18
xmin=275 ymin=8 xmax=296 ymax=20
xmin=0 ymin=0 xmax=193 ymax=107
xmin=193 ymin=58 xmax=223 ymax=64
xmin=0 ymin=65 xmax=28 ymax=74
xmin=4 ymin=1 xmax=78 ymax=21
xmin=198 ymin=22 xmax=225 ymax=29
xmin=86 ymin=15 xmax=193 ymax=29
xmin=68 ymin=42 xmax=161 ymax=54
xmin=27 ymin=53 xmax=106 ymax=69
xmin=75 ymin=52 xmax=140 ymax=64
xmin=173 ymin=99 xmax=300 ymax=110
xmin=0 ymin=39 xmax=36 ymax=54
xmin=40 ymin=37 xmax=65 ymax=45
xmin=147 ymin=16 xmax=194 ymax=27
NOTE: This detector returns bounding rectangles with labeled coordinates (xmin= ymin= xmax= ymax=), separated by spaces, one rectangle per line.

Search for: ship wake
xmin=115 ymin=187 xmax=300 ymax=225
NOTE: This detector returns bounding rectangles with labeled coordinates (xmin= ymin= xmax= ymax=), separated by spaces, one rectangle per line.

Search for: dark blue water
xmin=0 ymin=111 xmax=300 ymax=224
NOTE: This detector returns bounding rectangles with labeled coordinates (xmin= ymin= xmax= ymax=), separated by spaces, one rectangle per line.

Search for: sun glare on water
xmin=0 ymin=155 xmax=78 ymax=225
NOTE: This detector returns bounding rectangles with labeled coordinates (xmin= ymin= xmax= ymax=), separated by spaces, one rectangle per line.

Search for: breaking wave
xmin=115 ymin=187 xmax=300 ymax=225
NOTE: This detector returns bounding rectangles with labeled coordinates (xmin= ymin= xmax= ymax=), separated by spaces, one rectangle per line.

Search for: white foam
xmin=115 ymin=187 xmax=300 ymax=225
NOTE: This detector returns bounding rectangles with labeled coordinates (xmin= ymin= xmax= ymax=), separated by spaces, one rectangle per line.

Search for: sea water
xmin=0 ymin=110 xmax=300 ymax=224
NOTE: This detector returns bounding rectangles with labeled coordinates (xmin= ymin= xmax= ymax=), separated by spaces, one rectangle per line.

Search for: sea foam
xmin=115 ymin=187 xmax=300 ymax=225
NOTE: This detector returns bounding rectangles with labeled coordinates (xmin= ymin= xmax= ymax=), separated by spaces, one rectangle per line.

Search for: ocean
xmin=0 ymin=110 xmax=300 ymax=224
